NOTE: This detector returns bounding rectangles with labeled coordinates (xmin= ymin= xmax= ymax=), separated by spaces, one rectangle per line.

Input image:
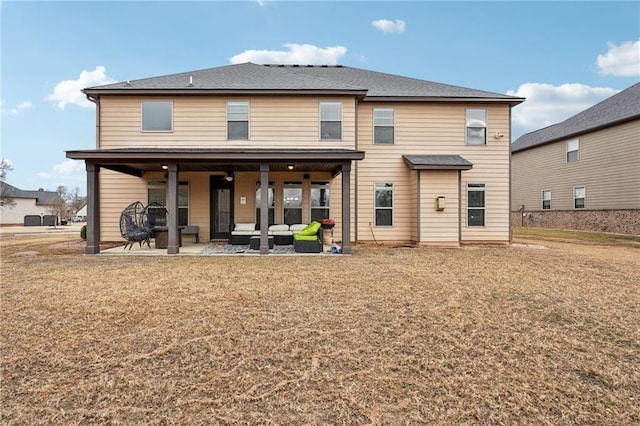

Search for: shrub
xmin=80 ymin=225 xmax=87 ymax=240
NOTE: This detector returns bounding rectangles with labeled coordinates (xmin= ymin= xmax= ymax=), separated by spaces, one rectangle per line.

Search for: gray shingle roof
xmin=0 ymin=182 xmax=58 ymax=205
xmin=403 ymin=154 xmax=473 ymax=170
xmin=511 ymin=82 xmax=640 ymax=153
xmin=84 ymin=62 xmax=523 ymax=103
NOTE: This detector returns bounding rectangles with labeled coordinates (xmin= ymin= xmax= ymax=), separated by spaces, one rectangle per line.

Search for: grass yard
xmin=1 ymin=233 xmax=639 ymax=425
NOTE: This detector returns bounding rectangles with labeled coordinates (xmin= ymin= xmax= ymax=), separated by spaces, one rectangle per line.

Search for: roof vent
xmin=189 ymin=76 xmax=194 ymax=87
xmin=124 ymin=80 xmax=131 ymax=87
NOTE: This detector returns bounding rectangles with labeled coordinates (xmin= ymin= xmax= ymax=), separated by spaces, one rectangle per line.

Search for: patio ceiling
xmin=66 ymin=148 xmax=365 ymax=177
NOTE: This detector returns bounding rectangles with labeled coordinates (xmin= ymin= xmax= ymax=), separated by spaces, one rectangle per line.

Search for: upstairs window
xmin=467 ymin=183 xmax=486 ymax=226
xmin=320 ymin=102 xmax=342 ymax=140
xmin=567 ymin=138 xmax=579 ymax=162
xmin=142 ymin=100 xmax=172 ymax=132
xmin=310 ymin=181 xmax=331 ymax=222
xmin=574 ymin=186 xmax=586 ymax=209
xmin=542 ymin=190 xmax=551 ymax=210
xmin=227 ymin=101 xmax=249 ymax=140
xmin=374 ymin=108 xmax=395 ymax=144
xmin=466 ymin=108 xmax=486 ymax=145
xmin=374 ymin=182 xmax=394 ymax=227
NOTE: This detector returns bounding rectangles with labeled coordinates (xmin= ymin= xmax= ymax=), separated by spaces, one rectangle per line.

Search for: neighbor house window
xmin=466 ymin=108 xmax=487 ymax=145
xmin=320 ymin=102 xmax=342 ymax=140
xmin=542 ymin=190 xmax=551 ymax=210
xmin=374 ymin=108 xmax=395 ymax=144
xmin=310 ymin=181 xmax=330 ymax=222
xmin=467 ymin=183 xmax=485 ymax=226
xmin=283 ymin=181 xmax=303 ymax=225
xmin=142 ymin=100 xmax=172 ymax=132
xmin=567 ymin=138 xmax=579 ymax=162
xmin=147 ymin=180 xmax=189 ymax=226
xmin=374 ymin=182 xmax=393 ymax=226
xmin=574 ymin=186 xmax=586 ymax=209
xmin=256 ymin=181 xmax=275 ymax=227
xmin=227 ymin=101 xmax=249 ymax=140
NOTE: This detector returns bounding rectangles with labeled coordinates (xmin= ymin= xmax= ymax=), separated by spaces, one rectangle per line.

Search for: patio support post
xmin=259 ymin=163 xmax=269 ymax=254
xmin=85 ymin=162 xmax=100 ymax=254
xmin=167 ymin=163 xmax=180 ymax=254
xmin=341 ymin=161 xmax=352 ymax=254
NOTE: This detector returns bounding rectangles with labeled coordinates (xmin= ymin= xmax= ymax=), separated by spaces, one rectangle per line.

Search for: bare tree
xmin=46 ymin=185 xmax=71 ymax=227
xmin=68 ymin=186 xmax=87 ymax=213
xmin=0 ymin=159 xmax=16 ymax=210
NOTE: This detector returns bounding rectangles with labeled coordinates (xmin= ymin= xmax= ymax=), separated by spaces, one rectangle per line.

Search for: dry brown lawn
xmin=1 ymin=234 xmax=639 ymax=425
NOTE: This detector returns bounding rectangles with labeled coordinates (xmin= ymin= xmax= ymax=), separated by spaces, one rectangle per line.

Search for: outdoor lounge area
xmin=100 ymin=240 xmax=339 ymax=256
xmin=105 ymin=216 xmax=335 ymax=255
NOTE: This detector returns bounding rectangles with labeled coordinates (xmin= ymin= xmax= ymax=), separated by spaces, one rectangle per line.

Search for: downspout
xmin=508 ymin=105 xmax=513 ymax=244
xmin=84 ymin=93 xmax=101 ymax=254
xmin=85 ymin=94 xmax=100 ymax=148
xmin=417 ymin=170 xmax=421 ymax=244
xmin=458 ymin=171 xmax=462 ymax=244
xmin=354 ymin=97 xmax=359 ymax=243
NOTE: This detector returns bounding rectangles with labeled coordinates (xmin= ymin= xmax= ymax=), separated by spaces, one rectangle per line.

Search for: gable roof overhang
xmin=403 ymin=154 xmax=473 ymax=170
xmin=66 ymin=148 xmax=365 ymax=178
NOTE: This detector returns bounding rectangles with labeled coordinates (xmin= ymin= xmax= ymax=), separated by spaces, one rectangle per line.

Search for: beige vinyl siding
xmin=419 ymin=170 xmax=460 ymax=244
xmin=99 ymin=170 xmax=147 ymax=242
xmin=99 ymin=96 xmax=356 ymax=150
xmin=512 ymin=120 xmax=640 ymax=211
xmin=357 ymin=102 xmax=512 ymax=243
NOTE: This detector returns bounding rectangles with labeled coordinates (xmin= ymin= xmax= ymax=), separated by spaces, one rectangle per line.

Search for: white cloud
xmin=229 ymin=43 xmax=347 ymax=65
xmin=37 ymin=160 xmax=85 ymax=186
xmin=10 ymin=101 xmax=33 ymax=115
xmin=46 ymin=66 xmax=116 ymax=109
xmin=1 ymin=100 xmax=33 ymax=115
xmin=507 ymin=83 xmax=619 ymax=138
xmin=372 ymin=19 xmax=406 ymax=34
xmin=256 ymin=0 xmax=266 ymax=6
xmin=596 ymin=40 xmax=640 ymax=77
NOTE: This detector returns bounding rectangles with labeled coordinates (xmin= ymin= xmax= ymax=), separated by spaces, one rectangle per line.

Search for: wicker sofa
xmin=293 ymin=221 xmax=323 ymax=253
xmin=230 ymin=222 xmax=321 ymax=249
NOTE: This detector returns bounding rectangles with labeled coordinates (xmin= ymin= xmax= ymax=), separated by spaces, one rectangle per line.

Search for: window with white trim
xmin=227 ymin=101 xmax=249 ymax=140
xmin=466 ymin=108 xmax=486 ymax=145
xmin=283 ymin=181 xmax=303 ymax=225
xmin=574 ymin=186 xmax=585 ymax=209
xmin=374 ymin=108 xmax=395 ymax=144
xmin=542 ymin=190 xmax=551 ymax=210
xmin=467 ymin=183 xmax=485 ymax=226
xmin=567 ymin=138 xmax=579 ymax=163
xmin=256 ymin=181 xmax=275 ymax=227
xmin=320 ymin=102 xmax=342 ymax=140
xmin=147 ymin=180 xmax=189 ymax=226
xmin=374 ymin=182 xmax=393 ymax=226
xmin=310 ymin=181 xmax=330 ymax=222
xmin=142 ymin=100 xmax=172 ymax=132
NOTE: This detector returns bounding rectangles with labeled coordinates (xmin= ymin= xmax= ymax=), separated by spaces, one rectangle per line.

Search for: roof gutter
xmin=364 ymin=96 xmax=525 ymax=107
xmin=82 ymin=88 xmax=369 ymax=98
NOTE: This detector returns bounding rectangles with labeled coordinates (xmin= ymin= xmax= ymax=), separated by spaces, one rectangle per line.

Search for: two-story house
xmin=511 ymin=82 xmax=640 ymax=235
xmin=67 ymin=63 xmax=524 ymax=254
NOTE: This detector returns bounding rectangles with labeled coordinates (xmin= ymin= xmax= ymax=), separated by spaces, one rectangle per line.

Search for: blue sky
xmin=1 ymin=1 xmax=639 ymax=195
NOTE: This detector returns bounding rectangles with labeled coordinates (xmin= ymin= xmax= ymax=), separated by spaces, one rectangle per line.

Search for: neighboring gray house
xmin=511 ymin=82 xmax=640 ymax=235
xmin=0 ymin=182 xmax=59 ymax=225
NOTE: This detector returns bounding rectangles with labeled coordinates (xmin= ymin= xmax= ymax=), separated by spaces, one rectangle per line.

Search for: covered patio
xmin=99 ymin=240 xmax=338 ymax=256
xmin=66 ymin=148 xmax=365 ymax=255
